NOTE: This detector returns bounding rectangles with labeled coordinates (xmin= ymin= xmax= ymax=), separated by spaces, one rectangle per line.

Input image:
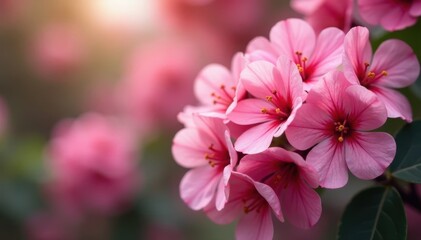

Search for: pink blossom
xmin=116 ymin=39 xmax=200 ymax=132
xmin=358 ymin=0 xmax=421 ymax=31
xmin=246 ymin=18 xmax=344 ymax=91
xmin=194 ymin=52 xmax=247 ymax=119
xmin=237 ymin=147 xmax=321 ymax=229
xmin=228 ymin=57 xmax=303 ymax=154
xmin=205 ymin=172 xmax=283 ymax=240
xmin=286 ymin=71 xmax=396 ymax=188
xmin=172 ymin=114 xmax=237 ymax=210
xmin=46 ymin=113 xmax=138 ymax=219
xmin=29 ymin=23 xmax=85 ymax=79
xmin=343 ymin=26 xmax=420 ymax=122
xmin=291 ymin=0 xmax=353 ymax=33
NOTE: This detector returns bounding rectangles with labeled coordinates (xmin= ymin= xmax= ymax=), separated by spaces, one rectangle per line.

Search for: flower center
xmin=334 ymin=120 xmax=350 ymax=143
xmin=242 ymin=194 xmax=266 ymax=214
xmin=210 ymin=84 xmax=236 ymax=106
xmin=260 ymin=90 xmax=291 ymax=121
xmin=360 ymin=62 xmax=388 ymax=87
xmin=295 ymin=51 xmax=309 ymax=81
xmin=204 ymin=143 xmax=229 ymax=168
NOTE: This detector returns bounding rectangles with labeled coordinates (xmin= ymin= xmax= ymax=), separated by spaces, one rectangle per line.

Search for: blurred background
xmin=0 ymin=0 xmax=420 ymax=239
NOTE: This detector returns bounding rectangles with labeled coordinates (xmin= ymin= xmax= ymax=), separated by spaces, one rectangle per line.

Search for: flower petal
xmin=234 ymin=121 xmax=280 ymax=154
xmin=180 ymin=166 xmax=221 ymax=210
xmin=240 ymin=61 xmax=282 ymax=99
xmin=172 ymin=128 xmax=212 ymax=168
xmin=307 ymin=138 xmax=348 ymax=188
xmin=269 ymin=18 xmax=316 ymax=60
xmin=236 ymin=207 xmax=274 ymax=240
xmin=282 ymin=181 xmax=322 ymax=229
xmin=228 ymin=98 xmax=276 ymax=125
xmin=345 ymin=132 xmax=396 ymax=179
xmin=371 ymin=39 xmax=420 ymax=88
xmin=370 ymin=86 xmax=413 ymax=122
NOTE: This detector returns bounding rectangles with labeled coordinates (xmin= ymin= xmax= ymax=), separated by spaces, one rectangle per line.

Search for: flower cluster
xmin=172 ymin=18 xmax=419 ymax=239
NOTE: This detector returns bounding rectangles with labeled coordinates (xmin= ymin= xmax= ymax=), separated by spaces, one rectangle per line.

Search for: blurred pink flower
xmin=0 ymin=97 xmax=8 ymax=137
xmin=343 ymin=26 xmax=420 ymax=122
xmin=286 ymin=71 xmax=396 ymax=188
xmin=358 ymin=0 xmax=421 ymax=31
xmin=172 ymin=114 xmax=237 ymax=210
xmin=291 ymin=0 xmax=353 ymax=33
xmin=247 ymin=18 xmax=344 ymax=91
xmin=29 ymin=23 xmax=85 ymax=79
xmin=205 ymin=172 xmax=283 ymax=240
xmin=46 ymin=113 xmax=138 ymax=220
xmin=116 ymin=39 xmax=200 ymax=132
xmin=228 ymin=57 xmax=303 ymax=154
xmin=237 ymin=147 xmax=321 ymax=229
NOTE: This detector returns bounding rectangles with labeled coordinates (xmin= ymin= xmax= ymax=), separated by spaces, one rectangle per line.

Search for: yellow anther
xmin=381 ymin=70 xmax=388 ymax=76
xmin=338 ymin=136 xmax=344 ymax=142
xmin=367 ymin=72 xmax=375 ymax=78
xmin=302 ymin=57 xmax=308 ymax=62
xmin=275 ymin=108 xmax=281 ymax=114
xmin=338 ymin=125 xmax=345 ymax=131
xmin=261 ymin=108 xmax=268 ymax=114
xmin=266 ymin=96 xmax=273 ymax=102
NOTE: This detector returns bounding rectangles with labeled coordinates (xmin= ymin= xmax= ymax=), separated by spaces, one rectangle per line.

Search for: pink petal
xmin=194 ymin=63 xmax=234 ymax=107
xmin=253 ymin=180 xmax=283 ymax=221
xmin=345 ymin=132 xmax=396 ymax=180
xmin=180 ymin=166 xmax=221 ymax=210
xmin=371 ymin=39 xmax=420 ymax=88
xmin=307 ymin=138 xmax=348 ymax=189
xmin=343 ymin=85 xmax=387 ymax=131
xmin=275 ymin=56 xmax=304 ymax=102
xmin=343 ymin=26 xmax=372 ymax=85
xmin=236 ymin=208 xmax=274 ymax=240
xmin=269 ymin=18 xmax=316 ymax=61
xmin=274 ymin=98 xmax=303 ymax=138
xmin=379 ymin=4 xmax=417 ymax=31
xmin=370 ymin=86 xmax=413 ymax=122
xmin=291 ymin=0 xmax=325 ymax=14
xmin=228 ymin=98 xmax=277 ymax=125
xmin=172 ymin=128 xmax=212 ymax=168
xmin=240 ymin=61 xmax=283 ymax=99
xmin=234 ymin=121 xmax=280 ymax=154
xmin=246 ymin=37 xmax=278 ymax=63
xmin=307 ymin=27 xmax=345 ymax=81
xmin=215 ymin=177 xmax=227 ymax=211
xmin=358 ymin=0 xmax=395 ymax=25
xmin=285 ymin=103 xmax=331 ymax=150
xmin=225 ymin=130 xmax=238 ymax=169
xmin=282 ymin=181 xmax=322 ymax=229
xmin=410 ymin=1 xmax=421 ymax=16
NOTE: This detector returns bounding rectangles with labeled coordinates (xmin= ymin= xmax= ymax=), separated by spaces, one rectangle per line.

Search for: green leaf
xmin=389 ymin=120 xmax=421 ymax=183
xmin=337 ymin=186 xmax=406 ymax=240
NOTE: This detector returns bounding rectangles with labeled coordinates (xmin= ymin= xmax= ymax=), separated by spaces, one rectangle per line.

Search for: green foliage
xmin=337 ymin=186 xmax=406 ymax=240
xmin=390 ymin=120 xmax=421 ymax=183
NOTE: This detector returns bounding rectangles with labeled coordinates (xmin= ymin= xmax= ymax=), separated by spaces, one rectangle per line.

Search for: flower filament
xmin=334 ymin=120 xmax=349 ymax=143
xmin=204 ymin=143 xmax=229 ymax=168
xmin=211 ymin=84 xmax=236 ymax=106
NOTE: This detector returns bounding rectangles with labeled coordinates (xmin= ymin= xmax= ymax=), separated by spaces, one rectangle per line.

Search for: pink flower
xmin=285 ymin=71 xmax=396 ymax=188
xmin=172 ymin=114 xmax=238 ymax=210
xmin=291 ymin=0 xmax=353 ymax=33
xmin=247 ymin=18 xmax=344 ymax=91
xmin=46 ymin=113 xmax=138 ymax=219
xmin=116 ymin=38 xmax=200 ymax=132
xmin=343 ymin=26 xmax=420 ymax=122
xmin=228 ymin=57 xmax=303 ymax=154
xmin=358 ymin=0 xmax=421 ymax=31
xmin=237 ymin=147 xmax=321 ymax=229
xmin=29 ymin=23 xmax=85 ymax=79
xmin=194 ymin=52 xmax=247 ymax=119
xmin=205 ymin=172 xmax=283 ymax=240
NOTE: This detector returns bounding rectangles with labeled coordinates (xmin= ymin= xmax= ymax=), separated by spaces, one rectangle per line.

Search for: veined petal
xmin=307 ymin=138 xmax=348 ymax=189
xmin=281 ymin=181 xmax=322 ymax=229
xmin=180 ymin=166 xmax=221 ymax=210
xmin=246 ymin=37 xmax=278 ymax=63
xmin=370 ymin=86 xmax=413 ymax=122
xmin=274 ymin=97 xmax=303 ymax=137
xmin=286 ymin=103 xmax=331 ymax=150
xmin=240 ymin=61 xmax=282 ymax=99
xmin=345 ymin=132 xmax=396 ymax=179
xmin=236 ymin=207 xmax=273 ymax=240
xmin=215 ymin=177 xmax=227 ymax=211
xmin=371 ymin=39 xmax=420 ymax=88
xmin=358 ymin=0 xmax=395 ymax=26
xmin=228 ymin=98 xmax=276 ymax=125
xmin=343 ymin=85 xmax=387 ymax=131
xmin=276 ymin=56 xmax=304 ymax=102
xmin=379 ymin=4 xmax=417 ymax=31
xmin=234 ymin=121 xmax=280 ymax=154
xmin=308 ymin=27 xmax=344 ymax=80
xmin=343 ymin=26 xmax=372 ymax=83
xmin=269 ymin=18 xmax=316 ymax=60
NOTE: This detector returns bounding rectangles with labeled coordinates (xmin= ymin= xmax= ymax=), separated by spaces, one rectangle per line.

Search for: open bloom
xmin=194 ymin=52 xmax=247 ymax=119
xmin=228 ymin=57 xmax=303 ymax=154
xmin=172 ymin=114 xmax=237 ymax=210
xmin=343 ymin=26 xmax=420 ymax=122
xmin=286 ymin=71 xmax=396 ymax=188
xmin=246 ymin=18 xmax=344 ymax=91
xmin=358 ymin=0 xmax=421 ymax=31
xmin=205 ymin=172 xmax=282 ymax=240
xmin=237 ymin=147 xmax=321 ymax=229
xmin=291 ymin=0 xmax=353 ymax=33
